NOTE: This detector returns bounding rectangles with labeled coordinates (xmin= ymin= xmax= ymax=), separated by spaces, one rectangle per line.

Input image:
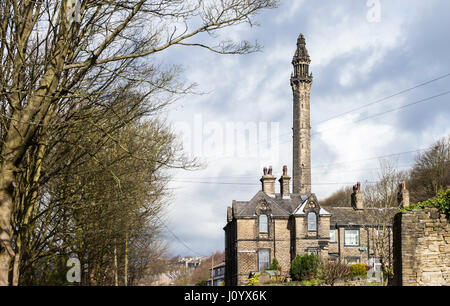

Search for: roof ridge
xmin=262 ymin=192 xmax=292 ymax=215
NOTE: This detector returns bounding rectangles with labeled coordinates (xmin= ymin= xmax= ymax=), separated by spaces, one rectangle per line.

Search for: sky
xmin=155 ymin=0 xmax=450 ymax=257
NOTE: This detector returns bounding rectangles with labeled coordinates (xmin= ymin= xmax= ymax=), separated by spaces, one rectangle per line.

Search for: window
xmin=345 ymin=257 xmax=360 ymax=265
xmin=259 ymin=214 xmax=268 ymax=233
xmin=307 ymin=248 xmax=318 ymax=255
xmin=258 ymin=249 xmax=270 ymax=271
xmin=307 ymin=212 xmax=317 ymax=231
xmin=328 ymin=255 xmax=338 ymax=263
xmin=344 ymin=229 xmax=360 ymax=246
xmin=329 ymin=229 xmax=336 ymax=243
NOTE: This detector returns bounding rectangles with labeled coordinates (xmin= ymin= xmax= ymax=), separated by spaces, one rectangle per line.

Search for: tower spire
xmin=291 ymin=33 xmax=312 ymax=195
xmin=291 ymin=33 xmax=312 ymax=84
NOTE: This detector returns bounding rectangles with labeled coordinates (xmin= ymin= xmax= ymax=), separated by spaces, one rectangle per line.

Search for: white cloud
xmin=274 ymin=0 xmax=306 ymax=24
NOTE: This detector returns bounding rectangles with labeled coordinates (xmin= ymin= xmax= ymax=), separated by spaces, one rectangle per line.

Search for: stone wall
xmin=393 ymin=207 xmax=450 ymax=286
xmin=234 ymin=218 xmax=292 ymax=285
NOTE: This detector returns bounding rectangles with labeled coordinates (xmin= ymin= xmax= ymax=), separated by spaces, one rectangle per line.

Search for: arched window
xmin=259 ymin=214 xmax=268 ymax=233
xmin=307 ymin=212 xmax=317 ymax=231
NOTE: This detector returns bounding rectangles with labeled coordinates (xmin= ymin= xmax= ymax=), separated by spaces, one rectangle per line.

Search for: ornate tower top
xmin=294 ymin=34 xmax=310 ymax=62
xmin=291 ymin=33 xmax=313 ymax=84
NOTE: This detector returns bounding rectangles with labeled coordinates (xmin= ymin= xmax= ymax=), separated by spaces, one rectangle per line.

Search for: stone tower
xmin=291 ymin=33 xmax=313 ymax=195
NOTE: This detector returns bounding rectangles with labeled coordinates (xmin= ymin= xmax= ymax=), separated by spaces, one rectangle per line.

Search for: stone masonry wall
xmin=235 ymin=218 xmax=291 ymax=285
xmin=393 ymin=207 xmax=450 ymax=286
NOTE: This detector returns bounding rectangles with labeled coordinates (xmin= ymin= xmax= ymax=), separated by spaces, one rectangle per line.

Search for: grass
xmin=283 ymin=279 xmax=323 ymax=286
xmin=360 ymin=282 xmax=382 ymax=286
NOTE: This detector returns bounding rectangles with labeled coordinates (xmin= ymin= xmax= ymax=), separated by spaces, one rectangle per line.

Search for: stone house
xmin=223 ymin=34 xmax=400 ymax=286
xmin=208 ymin=262 xmax=225 ymax=286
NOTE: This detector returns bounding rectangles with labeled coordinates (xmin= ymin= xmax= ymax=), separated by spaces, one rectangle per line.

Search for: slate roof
xmin=232 ymin=190 xmax=399 ymax=227
xmin=324 ymin=206 xmax=399 ymax=226
xmin=234 ymin=191 xmax=300 ymax=217
xmin=233 ymin=191 xmax=326 ymax=218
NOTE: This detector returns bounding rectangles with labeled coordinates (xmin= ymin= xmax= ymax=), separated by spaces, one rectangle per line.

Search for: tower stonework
xmin=291 ymin=33 xmax=313 ymax=195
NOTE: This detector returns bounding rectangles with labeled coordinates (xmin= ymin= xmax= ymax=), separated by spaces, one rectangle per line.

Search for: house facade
xmin=208 ymin=262 xmax=225 ymax=286
xmin=223 ymin=34 xmax=400 ymax=286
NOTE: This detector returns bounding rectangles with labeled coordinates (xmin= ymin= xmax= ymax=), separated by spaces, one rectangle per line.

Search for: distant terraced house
xmin=223 ymin=34 xmax=401 ymax=286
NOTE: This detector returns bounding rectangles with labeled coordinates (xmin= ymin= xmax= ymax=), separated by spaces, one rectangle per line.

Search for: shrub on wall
xmin=290 ymin=253 xmax=319 ymax=281
xmin=401 ymin=188 xmax=450 ymax=217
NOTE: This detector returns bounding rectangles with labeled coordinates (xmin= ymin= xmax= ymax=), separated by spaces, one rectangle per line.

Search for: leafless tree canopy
xmin=408 ymin=136 xmax=450 ymax=203
xmin=0 ymin=0 xmax=278 ymax=285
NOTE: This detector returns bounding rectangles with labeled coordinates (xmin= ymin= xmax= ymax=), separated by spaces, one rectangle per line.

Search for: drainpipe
xmin=367 ymin=226 xmax=370 ymax=262
xmin=273 ymin=217 xmax=276 ymax=262
xmin=337 ymin=226 xmax=341 ymax=261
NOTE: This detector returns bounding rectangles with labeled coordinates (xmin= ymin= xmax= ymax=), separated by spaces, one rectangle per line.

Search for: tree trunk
xmin=12 ymin=251 xmax=20 ymax=286
xmin=0 ymin=165 xmax=17 ymax=286
xmin=124 ymin=232 xmax=128 ymax=286
xmin=114 ymin=244 xmax=118 ymax=286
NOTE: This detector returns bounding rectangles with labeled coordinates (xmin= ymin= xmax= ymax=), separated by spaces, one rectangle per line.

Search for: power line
xmin=314 ymin=72 xmax=450 ymax=125
xmin=156 ymin=216 xmax=206 ymax=257
xmin=175 ymin=148 xmax=424 ymax=183
xmin=171 ymin=180 xmax=380 ymax=186
xmin=310 ymin=149 xmax=424 ymax=169
xmin=311 ymin=90 xmax=450 ymax=137
xmin=207 ymin=88 xmax=449 ymax=161
xmin=174 ymin=163 xmax=415 ymax=180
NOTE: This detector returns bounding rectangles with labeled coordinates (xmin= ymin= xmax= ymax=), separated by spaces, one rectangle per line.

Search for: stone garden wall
xmin=393 ymin=207 xmax=450 ymax=286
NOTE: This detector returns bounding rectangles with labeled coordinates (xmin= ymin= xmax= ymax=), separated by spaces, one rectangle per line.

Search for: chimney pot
xmin=397 ymin=181 xmax=410 ymax=208
xmin=279 ymin=165 xmax=291 ymax=198
xmin=351 ymin=182 xmax=363 ymax=210
xmin=261 ymin=166 xmax=276 ymax=196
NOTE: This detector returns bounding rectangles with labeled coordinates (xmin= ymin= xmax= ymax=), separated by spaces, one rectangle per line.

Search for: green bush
xmin=298 ymin=278 xmax=322 ymax=286
xmin=195 ymin=279 xmax=208 ymax=286
xmin=247 ymin=272 xmax=260 ymax=286
xmin=350 ymin=263 xmax=367 ymax=277
xmin=401 ymin=188 xmax=450 ymax=217
xmin=290 ymin=253 xmax=319 ymax=281
xmin=267 ymin=257 xmax=281 ymax=271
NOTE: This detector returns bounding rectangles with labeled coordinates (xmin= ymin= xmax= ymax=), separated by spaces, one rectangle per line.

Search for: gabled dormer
xmin=293 ymin=193 xmax=330 ymax=216
xmin=292 ymin=193 xmax=331 ymax=239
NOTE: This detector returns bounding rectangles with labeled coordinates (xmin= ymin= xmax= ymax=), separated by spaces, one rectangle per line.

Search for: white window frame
xmin=329 ymin=229 xmax=336 ymax=243
xmin=307 ymin=212 xmax=317 ymax=231
xmin=307 ymin=248 xmax=318 ymax=255
xmin=258 ymin=249 xmax=270 ymax=271
xmin=345 ymin=257 xmax=361 ymax=265
xmin=259 ymin=214 xmax=268 ymax=233
xmin=344 ymin=229 xmax=360 ymax=246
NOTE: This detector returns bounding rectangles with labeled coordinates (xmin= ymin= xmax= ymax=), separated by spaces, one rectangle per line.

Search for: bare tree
xmin=362 ymin=159 xmax=408 ymax=285
xmin=408 ymin=136 xmax=450 ymax=203
xmin=0 ymin=0 xmax=278 ymax=285
xmin=189 ymin=250 xmax=224 ymax=285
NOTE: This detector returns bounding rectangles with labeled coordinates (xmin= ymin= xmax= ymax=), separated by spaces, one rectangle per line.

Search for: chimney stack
xmin=260 ymin=166 xmax=276 ymax=196
xmin=279 ymin=165 xmax=291 ymax=198
xmin=397 ymin=181 xmax=410 ymax=208
xmin=351 ymin=182 xmax=363 ymax=210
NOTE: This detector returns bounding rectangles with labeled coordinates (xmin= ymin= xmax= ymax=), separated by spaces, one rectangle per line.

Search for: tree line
xmin=0 ymin=0 xmax=278 ymax=286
